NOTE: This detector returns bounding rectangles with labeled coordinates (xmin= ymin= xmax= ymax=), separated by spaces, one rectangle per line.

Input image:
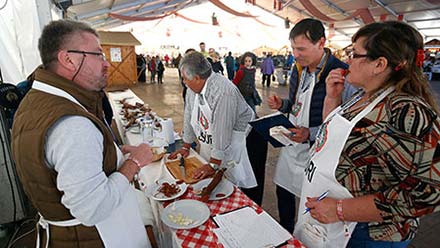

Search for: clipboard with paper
xmin=249 ymin=112 xmax=295 ymax=148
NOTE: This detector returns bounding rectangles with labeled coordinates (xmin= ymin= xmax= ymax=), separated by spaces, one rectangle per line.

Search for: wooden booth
xmin=425 ymin=39 xmax=440 ymax=55
xmin=98 ymin=31 xmax=141 ymax=87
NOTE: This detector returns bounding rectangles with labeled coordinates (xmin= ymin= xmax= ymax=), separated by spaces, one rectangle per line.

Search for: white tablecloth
xmin=107 ymin=89 xmax=176 ymax=146
xmin=107 ymin=89 xmax=186 ymax=247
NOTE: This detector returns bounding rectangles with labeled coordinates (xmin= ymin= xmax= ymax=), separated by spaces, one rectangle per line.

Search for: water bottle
xmin=142 ymin=118 xmax=154 ymax=144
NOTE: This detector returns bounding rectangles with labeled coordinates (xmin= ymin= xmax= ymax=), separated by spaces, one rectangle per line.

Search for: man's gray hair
xmin=179 ymin=51 xmax=212 ymax=80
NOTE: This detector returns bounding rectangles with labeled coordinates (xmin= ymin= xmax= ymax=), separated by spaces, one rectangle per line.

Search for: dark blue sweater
xmin=279 ymin=52 xmax=348 ymax=130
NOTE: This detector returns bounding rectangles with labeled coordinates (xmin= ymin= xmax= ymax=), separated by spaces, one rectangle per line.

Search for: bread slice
xmin=165 ymin=157 xmax=204 ymax=184
xmin=151 ymin=147 xmax=166 ymax=162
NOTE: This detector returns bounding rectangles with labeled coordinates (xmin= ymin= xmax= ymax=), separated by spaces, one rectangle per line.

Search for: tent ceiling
xmin=65 ymin=0 xmax=440 ymax=49
xmin=66 ymin=0 xmax=209 ymax=28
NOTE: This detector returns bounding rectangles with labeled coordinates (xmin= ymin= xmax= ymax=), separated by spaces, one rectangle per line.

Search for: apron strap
xmin=36 ymin=213 xmax=81 ymax=248
xmin=32 ymin=81 xmax=86 ymax=110
xmin=351 ymin=86 xmax=395 ymax=124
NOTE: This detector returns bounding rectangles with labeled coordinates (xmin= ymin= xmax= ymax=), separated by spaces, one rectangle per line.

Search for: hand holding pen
xmin=303 ymin=190 xmax=329 ymax=215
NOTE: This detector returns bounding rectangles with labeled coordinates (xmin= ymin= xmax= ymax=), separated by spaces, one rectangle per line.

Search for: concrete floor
xmin=129 ymin=67 xmax=440 ymax=248
xmin=2 ymin=68 xmax=439 ymax=247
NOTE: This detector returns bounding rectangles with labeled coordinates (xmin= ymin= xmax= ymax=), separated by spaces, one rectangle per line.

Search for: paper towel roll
xmin=161 ymin=118 xmax=175 ymax=144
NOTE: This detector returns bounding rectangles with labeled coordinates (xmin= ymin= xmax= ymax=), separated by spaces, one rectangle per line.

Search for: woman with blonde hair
xmin=210 ymin=51 xmax=224 ymax=75
xmin=295 ymin=21 xmax=440 ymax=248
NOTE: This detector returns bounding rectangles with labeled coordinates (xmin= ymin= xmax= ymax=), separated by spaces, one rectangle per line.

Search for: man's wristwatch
xmin=208 ymin=162 xmax=220 ymax=171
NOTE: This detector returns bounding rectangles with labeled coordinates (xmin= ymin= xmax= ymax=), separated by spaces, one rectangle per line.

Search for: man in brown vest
xmin=12 ymin=19 xmax=153 ymax=247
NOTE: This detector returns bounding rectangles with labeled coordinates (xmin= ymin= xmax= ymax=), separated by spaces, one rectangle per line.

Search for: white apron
xmin=190 ymin=85 xmax=257 ymax=188
xmin=33 ymin=81 xmax=150 ymax=248
xmin=274 ymin=71 xmax=314 ymax=196
xmin=294 ymin=87 xmax=394 ymax=248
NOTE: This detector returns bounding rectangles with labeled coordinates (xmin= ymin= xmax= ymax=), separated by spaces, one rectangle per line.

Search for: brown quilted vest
xmin=11 ymin=68 xmax=117 ymax=247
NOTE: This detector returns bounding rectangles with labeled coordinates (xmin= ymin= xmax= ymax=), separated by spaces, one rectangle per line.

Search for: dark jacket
xmin=279 ymin=49 xmax=348 ymax=129
xmin=211 ymin=61 xmax=224 ymax=75
xmin=236 ymin=65 xmax=256 ymax=97
xmin=157 ymin=61 xmax=165 ymax=73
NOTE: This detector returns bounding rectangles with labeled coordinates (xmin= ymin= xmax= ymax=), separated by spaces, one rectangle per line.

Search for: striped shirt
xmin=183 ymin=72 xmax=254 ymax=161
xmin=337 ymin=91 xmax=440 ymax=241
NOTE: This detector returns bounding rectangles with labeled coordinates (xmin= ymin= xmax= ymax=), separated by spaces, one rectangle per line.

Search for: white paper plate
xmin=192 ymin=178 xmax=234 ymax=201
xmin=147 ymin=180 xmax=187 ymax=201
xmin=161 ymin=199 xmax=210 ymax=229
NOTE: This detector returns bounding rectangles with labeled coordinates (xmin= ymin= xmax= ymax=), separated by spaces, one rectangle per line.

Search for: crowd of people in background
xmin=135 ymin=46 xmax=294 ymax=90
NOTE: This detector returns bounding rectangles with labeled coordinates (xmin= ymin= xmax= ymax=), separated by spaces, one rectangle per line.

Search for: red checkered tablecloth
xmin=163 ymin=187 xmax=305 ymax=248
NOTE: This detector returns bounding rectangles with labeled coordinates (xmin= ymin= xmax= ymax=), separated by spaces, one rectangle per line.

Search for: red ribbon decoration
xmin=209 ymin=0 xmax=256 ymax=17
xmin=298 ymin=0 xmax=375 ymax=24
xmin=416 ymin=49 xmax=424 ymax=67
xmin=244 ymin=11 xmax=276 ymax=27
xmin=108 ymin=12 xmax=172 ymax=21
xmin=380 ymin=14 xmax=387 ymax=21
xmin=173 ymin=12 xmax=210 ymax=24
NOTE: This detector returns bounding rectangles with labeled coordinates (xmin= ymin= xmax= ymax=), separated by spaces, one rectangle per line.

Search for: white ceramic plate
xmin=192 ymin=178 xmax=234 ymax=201
xmin=161 ymin=199 xmax=210 ymax=229
xmin=147 ymin=180 xmax=187 ymax=201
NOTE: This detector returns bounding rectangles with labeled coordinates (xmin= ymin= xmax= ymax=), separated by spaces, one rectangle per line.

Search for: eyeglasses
xmin=348 ymin=52 xmax=368 ymax=60
xmin=67 ymin=50 xmax=107 ymax=61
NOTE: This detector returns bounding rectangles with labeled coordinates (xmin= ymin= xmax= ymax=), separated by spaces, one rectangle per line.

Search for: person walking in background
xmin=148 ymin=56 xmax=156 ymax=83
xmin=145 ymin=54 xmax=151 ymax=79
xmin=156 ymin=55 xmax=165 ymax=84
xmin=286 ymin=51 xmax=294 ymax=67
xmin=136 ymin=54 xmax=146 ymax=83
xmin=261 ymin=53 xmax=275 ymax=87
xmin=163 ymin=54 xmax=170 ymax=67
xmin=232 ymin=52 xmax=261 ymax=112
xmin=295 ymin=21 xmax=440 ymax=248
xmin=199 ymin=42 xmax=209 ymax=57
xmin=210 ymin=51 xmax=224 ymax=75
xmin=173 ymin=53 xmax=182 ymax=69
xmin=225 ymin=51 xmax=236 ymax=80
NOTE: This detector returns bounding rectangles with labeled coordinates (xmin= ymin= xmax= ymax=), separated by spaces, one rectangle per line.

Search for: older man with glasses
xmin=12 ymin=19 xmax=153 ymax=247
xmin=169 ymin=51 xmax=257 ymax=190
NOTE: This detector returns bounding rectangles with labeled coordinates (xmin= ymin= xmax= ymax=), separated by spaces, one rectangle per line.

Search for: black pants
xmin=227 ymin=68 xmax=235 ymax=80
xmin=157 ymin=72 xmax=163 ymax=84
xmin=262 ymin=74 xmax=272 ymax=87
xmin=276 ymin=185 xmax=296 ymax=233
xmin=241 ymin=128 xmax=268 ymax=206
xmin=137 ymin=68 xmax=146 ymax=82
